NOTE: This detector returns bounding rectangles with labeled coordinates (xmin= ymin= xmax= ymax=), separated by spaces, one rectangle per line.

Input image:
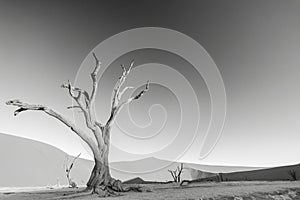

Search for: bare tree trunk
xmin=86 ymin=126 xmax=114 ymax=194
xmin=86 ymin=159 xmax=111 ymax=192
xmin=85 ymin=126 xmax=142 ymax=196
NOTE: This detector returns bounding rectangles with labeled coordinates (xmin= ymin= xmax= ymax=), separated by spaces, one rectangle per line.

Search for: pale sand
xmin=0 ymin=181 xmax=299 ymax=200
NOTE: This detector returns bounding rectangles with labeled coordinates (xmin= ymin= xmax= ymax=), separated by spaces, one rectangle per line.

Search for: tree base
xmin=57 ymin=179 xmax=152 ymax=199
xmin=91 ymin=178 xmax=151 ymax=197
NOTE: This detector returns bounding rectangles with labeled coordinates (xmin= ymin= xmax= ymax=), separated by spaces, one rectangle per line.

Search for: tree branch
xmin=118 ymin=86 xmax=134 ymax=101
xmin=61 ymin=80 xmax=96 ymax=130
xmin=117 ymin=80 xmax=149 ymax=111
xmin=177 ymin=163 xmax=184 ymax=182
xmin=90 ymin=53 xmax=101 ymax=105
xmin=67 ymin=105 xmax=81 ymax=110
xmin=6 ymin=99 xmax=100 ymax=158
xmin=61 ymin=80 xmax=90 ymax=102
xmin=168 ymin=170 xmax=177 ymax=182
xmin=111 ymin=61 xmax=134 ymax=109
xmin=106 ymin=81 xmax=149 ymax=127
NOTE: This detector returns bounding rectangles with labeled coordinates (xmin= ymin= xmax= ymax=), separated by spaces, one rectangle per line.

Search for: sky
xmin=0 ymin=0 xmax=300 ymax=167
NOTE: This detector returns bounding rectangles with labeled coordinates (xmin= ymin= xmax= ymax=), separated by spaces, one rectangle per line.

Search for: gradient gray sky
xmin=0 ymin=0 xmax=300 ymax=167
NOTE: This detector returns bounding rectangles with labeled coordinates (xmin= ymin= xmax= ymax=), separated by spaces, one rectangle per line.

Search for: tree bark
xmin=84 ymin=126 xmax=118 ymax=196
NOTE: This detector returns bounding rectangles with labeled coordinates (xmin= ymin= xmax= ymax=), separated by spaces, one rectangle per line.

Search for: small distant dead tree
xmin=6 ymin=53 xmax=150 ymax=197
xmin=168 ymin=163 xmax=184 ymax=183
xmin=64 ymin=153 xmax=81 ymax=188
xmin=288 ymin=169 xmax=297 ymax=181
xmin=218 ymin=173 xmax=224 ymax=182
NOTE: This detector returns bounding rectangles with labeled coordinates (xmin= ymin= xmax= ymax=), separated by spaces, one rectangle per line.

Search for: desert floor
xmin=0 ymin=181 xmax=300 ymax=200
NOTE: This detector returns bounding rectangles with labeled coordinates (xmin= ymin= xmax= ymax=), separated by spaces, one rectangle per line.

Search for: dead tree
xmin=6 ymin=53 xmax=149 ymax=197
xmin=218 ymin=173 xmax=224 ymax=182
xmin=64 ymin=153 xmax=81 ymax=188
xmin=288 ymin=169 xmax=297 ymax=181
xmin=168 ymin=163 xmax=184 ymax=183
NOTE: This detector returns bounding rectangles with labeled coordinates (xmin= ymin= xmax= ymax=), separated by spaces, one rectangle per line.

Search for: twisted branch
xmin=6 ymin=99 xmax=100 ymax=158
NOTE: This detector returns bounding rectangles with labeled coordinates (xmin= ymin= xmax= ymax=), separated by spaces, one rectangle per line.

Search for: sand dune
xmin=221 ymin=163 xmax=300 ymax=181
xmin=0 ymin=133 xmax=266 ymax=187
xmin=0 ymin=133 xmax=93 ymax=187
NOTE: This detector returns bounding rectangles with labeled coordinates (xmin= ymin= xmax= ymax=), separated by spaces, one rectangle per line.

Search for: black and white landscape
xmin=0 ymin=0 xmax=300 ymax=199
